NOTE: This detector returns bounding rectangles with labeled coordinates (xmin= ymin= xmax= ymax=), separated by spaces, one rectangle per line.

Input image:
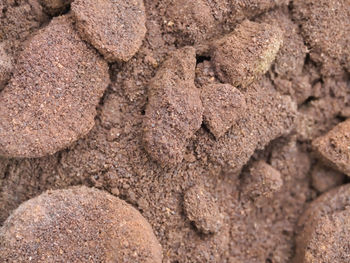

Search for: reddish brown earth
xmin=0 ymin=0 xmax=350 ymax=262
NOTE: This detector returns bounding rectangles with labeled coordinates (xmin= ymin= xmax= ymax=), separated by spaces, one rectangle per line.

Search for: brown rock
xmin=165 ymin=0 xmax=216 ymax=44
xmin=143 ymin=47 xmax=203 ymax=166
xmin=198 ymin=78 xmax=297 ymax=173
xmin=294 ymin=184 xmax=350 ymax=263
xmin=0 ymin=16 xmax=109 ymax=158
xmin=39 ymin=0 xmax=72 ymax=15
xmin=312 ymin=119 xmax=350 ymax=176
xmin=0 ymin=186 xmax=162 ymax=262
xmin=242 ymin=160 xmax=283 ymax=203
xmin=0 ymin=42 xmax=13 ymax=90
xmin=311 ymin=163 xmax=345 ymax=193
xmin=293 ymin=0 xmax=350 ymax=76
xmin=71 ymin=0 xmax=147 ymax=62
xmin=201 ymin=83 xmax=246 ymax=139
xmin=211 ymin=20 xmax=283 ymax=88
xmin=184 ymin=185 xmax=222 ymax=234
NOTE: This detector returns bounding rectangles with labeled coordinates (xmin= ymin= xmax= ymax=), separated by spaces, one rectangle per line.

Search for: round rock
xmin=71 ymin=0 xmax=147 ymax=62
xmin=0 ymin=186 xmax=163 ymax=263
xmin=0 ymin=15 xmax=109 ymax=158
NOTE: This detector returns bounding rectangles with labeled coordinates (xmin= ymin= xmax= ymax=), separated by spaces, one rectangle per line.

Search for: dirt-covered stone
xmin=0 ymin=42 xmax=13 ymax=90
xmin=242 ymin=160 xmax=283 ymax=203
xmin=312 ymin=119 xmax=350 ymax=176
xmin=294 ymin=184 xmax=350 ymax=263
xmin=211 ymin=20 xmax=283 ymax=88
xmin=71 ymin=0 xmax=147 ymax=62
xmin=293 ymin=0 xmax=350 ymax=76
xmin=311 ymin=163 xmax=345 ymax=193
xmin=0 ymin=186 xmax=163 ymax=263
xmin=0 ymin=15 xmax=109 ymax=158
xmin=183 ymin=185 xmax=223 ymax=234
xmin=201 ymin=83 xmax=246 ymax=139
xmin=143 ymin=47 xmax=203 ymax=166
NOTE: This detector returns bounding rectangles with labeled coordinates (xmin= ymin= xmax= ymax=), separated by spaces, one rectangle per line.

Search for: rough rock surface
xmin=201 ymin=83 xmax=246 ymax=139
xmin=183 ymin=185 xmax=223 ymax=235
xmin=143 ymin=47 xmax=203 ymax=166
xmin=293 ymin=0 xmax=350 ymax=76
xmin=211 ymin=20 xmax=283 ymax=88
xmin=0 ymin=186 xmax=163 ymax=263
xmin=71 ymin=0 xmax=147 ymax=62
xmin=312 ymin=119 xmax=350 ymax=176
xmin=0 ymin=15 xmax=109 ymax=158
xmin=294 ymin=185 xmax=350 ymax=263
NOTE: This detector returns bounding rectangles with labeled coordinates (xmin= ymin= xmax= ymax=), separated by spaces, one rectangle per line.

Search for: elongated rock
xmin=211 ymin=20 xmax=283 ymax=88
xmin=0 ymin=15 xmax=109 ymax=158
xmin=143 ymin=47 xmax=203 ymax=166
xmin=72 ymin=0 xmax=147 ymax=62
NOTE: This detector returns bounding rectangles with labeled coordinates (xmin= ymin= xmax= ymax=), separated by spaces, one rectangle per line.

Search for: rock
xmin=198 ymin=77 xmax=297 ymax=173
xmin=143 ymin=47 xmax=203 ymax=166
xmin=0 ymin=16 xmax=109 ymax=158
xmin=312 ymin=119 xmax=350 ymax=176
xmin=201 ymin=83 xmax=246 ymax=139
xmin=311 ymin=163 xmax=345 ymax=193
xmin=294 ymin=184 xmax=350 ymax=263
xmin=39 ymin=0 xmax=72 ymax=15
xmin=211 ymin=20 xmax=283 ymax=88
xmin=71 ymin=0 xmax=147 ymax=62
xmin=184 ymin=185 xmax=222 ymax=234
xmin=242 ymin=160 xmax=283 ymax=203
xmin=293 ymin=0 xmax=350 ymax=76
xmin=0 ymin=186 xmax=162 ymax=262
xmin=0 ymin=42 xmax=13 ymax=90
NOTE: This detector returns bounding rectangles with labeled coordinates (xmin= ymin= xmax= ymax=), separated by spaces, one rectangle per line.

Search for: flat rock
xmin=312 ymin=119 xmax=350 ymax=176
xmin=201 ymin=83 xmax=246 ymax=139
xmin=211 ymin=20 xmax=283 ymax=88
xmin=143 ymin=47 xmax=203 ymax=166
xmin=0 ymin=15 xmax=109 ymax=158
xmin=71 ymin=0 xmax=147 ymax=62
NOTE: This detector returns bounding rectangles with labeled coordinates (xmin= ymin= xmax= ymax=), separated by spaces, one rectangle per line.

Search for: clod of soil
xmin=39 ymin=0 xmax=73 ymax=15
xmin=143 ymin=47 xmax=203 ymax=166
xmin=183 ymin=185 xmax=223 ymax=235
xmin=201 ymin=83 xmax=246 ymax=139
xmin=71 ymin=0 xmax=147 ymax=62
xmin=294 ymin=184 xmax=350 ymax=263
xmin=0 ymin=42 xmax=13 ymax=90
xmin=242 ymin=160 xmax=283 ymax=204
xmin=211 ymin=20 xmax=283 ymax=88
xmin=0 ymin=15 xmax=109 ymax=158
xmin=0 ymin=186 xmax=163 ymax=263
xmin=293 ymin=0 xmax=350 ymax=76
xmin=312 ymin=119 xmax=350 ymax=176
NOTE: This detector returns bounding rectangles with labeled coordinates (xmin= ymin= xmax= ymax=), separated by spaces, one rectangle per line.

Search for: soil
xmin=0 ymin=0 xmax=350 ymax=262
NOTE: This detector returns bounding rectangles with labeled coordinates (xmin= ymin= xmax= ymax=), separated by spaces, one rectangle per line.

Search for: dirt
xmin=0 ymin=0 xmax=349 ymax=262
